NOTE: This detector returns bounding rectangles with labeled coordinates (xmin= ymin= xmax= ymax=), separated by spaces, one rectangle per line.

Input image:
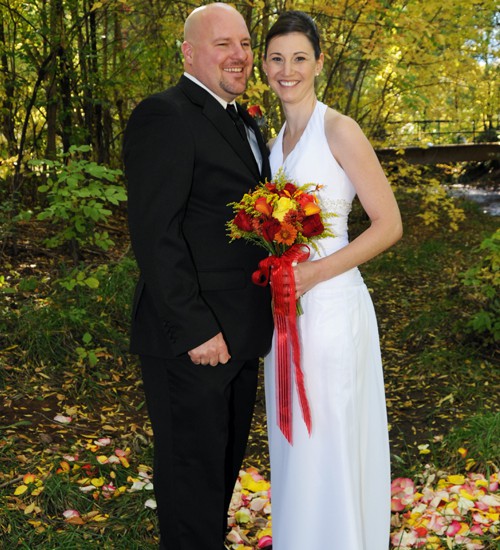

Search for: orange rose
xmin=298 ymin=193 xmax=320 ymax=216
xmin=255 ymin=197 xmax=273 ymax=217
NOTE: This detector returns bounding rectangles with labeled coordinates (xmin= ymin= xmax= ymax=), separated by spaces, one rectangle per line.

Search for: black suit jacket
xmin=124 ymin=76 xmax=273 ymax=360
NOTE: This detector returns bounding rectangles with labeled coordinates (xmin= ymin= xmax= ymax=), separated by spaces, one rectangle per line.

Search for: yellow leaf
xmin=14 ymin=485 xmax=28 ymax=496
xmin=82 ymin=510 xmax=99 ymax=521
xmin=24 ymin=502 xmax=36 ymax=515
xmin=23 ymin=473 xmax=36 ymax=484
xmin=418 ymin=444 xmax=431 ymax=455
xmin=59 ymin=461 xmax=71 ymax=473
xmin=91 ymin=477 xmax=105 ymax=487
xmin=447 ymin=475 xmax=465 ymax=485
xmin=240 ymin=474 xmax=270 ymax=493
xmin=27 ymin=520 xmax=42 ymax=527
xmin=92 ymin=514 xmax=109 ymax=522
xmin=119 ymin=457 xmax=130 ymax=468
xmin=465 ymin=458 xmax=477 ymax=471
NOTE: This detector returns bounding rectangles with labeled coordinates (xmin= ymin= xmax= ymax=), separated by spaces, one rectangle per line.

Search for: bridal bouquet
xmin=227 ymin=170 xmax=334 ymax=444
xmin=226 ymin=170 xmax=333 ymax=260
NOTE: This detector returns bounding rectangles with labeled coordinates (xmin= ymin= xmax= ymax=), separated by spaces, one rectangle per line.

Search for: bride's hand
xmin=293 ymin=260 xmax=320 ymax=299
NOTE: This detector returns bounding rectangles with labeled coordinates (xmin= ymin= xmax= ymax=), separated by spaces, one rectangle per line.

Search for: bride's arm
xmin=293 ymin=110 xmax=403 ymax=297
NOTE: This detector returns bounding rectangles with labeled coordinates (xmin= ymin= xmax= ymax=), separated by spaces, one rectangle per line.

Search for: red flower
xmin=283 ymin=209 xmax=302 ymax=226
xmin=255 ymin=197 xmax=273 ymax=217
xmin=281 ymin=182 xmax=299 ymax=197
xmin=234 ymin=210 xmax=253 ymax=232
xmin=302 ymin=214 xmax=324 ymax=237
xmin=261 ymin=219 xmax=281 ymax=242
xmin=247 ymin=105 xmax=263 ymax=118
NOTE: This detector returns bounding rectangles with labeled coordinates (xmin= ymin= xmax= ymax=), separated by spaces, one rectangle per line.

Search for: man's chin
xmin=221 ymin=81 xmax=248 ymax=99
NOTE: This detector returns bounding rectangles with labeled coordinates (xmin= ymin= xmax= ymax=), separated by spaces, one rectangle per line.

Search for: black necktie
xmin=226 ymin=104 xmax=248 ymax=141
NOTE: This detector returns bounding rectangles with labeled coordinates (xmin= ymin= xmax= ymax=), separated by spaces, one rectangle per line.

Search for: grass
xmin=440 ymin=411 xmax=500 ymax=474
xmin=0 ymin=176 xmax=499 ymax=548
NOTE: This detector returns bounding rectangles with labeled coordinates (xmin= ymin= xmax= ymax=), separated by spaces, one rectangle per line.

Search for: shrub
xmin=461 ymin=229 xmax=500 ymax=343
xmin=29 ymin=145 xmax=126 ymax=259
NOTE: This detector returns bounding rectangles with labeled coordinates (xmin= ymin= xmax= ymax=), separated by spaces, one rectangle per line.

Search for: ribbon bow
xmin=252 ymin=244 xmax=312 ymax=444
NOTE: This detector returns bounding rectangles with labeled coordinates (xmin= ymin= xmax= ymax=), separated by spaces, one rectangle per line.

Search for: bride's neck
xmin=283 ymin=96 xmax=317 ymax=139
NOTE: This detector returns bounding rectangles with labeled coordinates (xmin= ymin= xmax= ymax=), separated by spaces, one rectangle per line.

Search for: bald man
xmin=123 ymin=4 xmax=273 ymax=548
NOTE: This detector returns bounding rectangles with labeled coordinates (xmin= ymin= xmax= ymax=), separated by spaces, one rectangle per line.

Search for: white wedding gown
xmin=264 ymin=101 xmax=391 ymax=550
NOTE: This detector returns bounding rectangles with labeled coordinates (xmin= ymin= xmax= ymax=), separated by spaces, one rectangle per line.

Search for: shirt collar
xmin=184 ymin=72 xmax=237 ymax=110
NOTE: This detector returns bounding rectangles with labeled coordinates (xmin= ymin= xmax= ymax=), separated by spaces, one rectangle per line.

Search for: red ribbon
xmin=252 ymin=244 xmax=312 ymax=444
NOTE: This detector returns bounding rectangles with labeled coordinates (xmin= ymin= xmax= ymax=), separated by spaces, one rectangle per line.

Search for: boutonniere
xmin=247 ymin=105 xmax=267 ymax=129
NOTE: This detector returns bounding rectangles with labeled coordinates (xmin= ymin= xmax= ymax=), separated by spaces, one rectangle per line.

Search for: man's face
xmin=183 ymin=8 xmax=254 ymax=102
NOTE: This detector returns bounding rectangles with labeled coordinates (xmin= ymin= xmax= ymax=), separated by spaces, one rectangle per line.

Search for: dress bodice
xmin=269 ymin=101 xmax=356 ymax=263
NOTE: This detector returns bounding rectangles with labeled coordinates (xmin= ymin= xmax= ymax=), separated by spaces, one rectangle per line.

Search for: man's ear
xmin=182 ymin=41 xmax=193 ymax=65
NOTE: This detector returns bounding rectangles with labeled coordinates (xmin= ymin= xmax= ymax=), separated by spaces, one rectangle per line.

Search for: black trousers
xmin=140 ymin=354 xmax=259 ymax=550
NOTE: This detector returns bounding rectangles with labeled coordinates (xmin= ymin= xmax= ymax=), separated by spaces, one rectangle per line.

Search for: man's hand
xmin=188 ymin=332 xmax=231 ymax=366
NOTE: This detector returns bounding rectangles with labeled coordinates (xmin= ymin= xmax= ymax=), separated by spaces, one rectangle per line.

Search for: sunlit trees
xmin=0 ymin=0 xmax=497 ymax=194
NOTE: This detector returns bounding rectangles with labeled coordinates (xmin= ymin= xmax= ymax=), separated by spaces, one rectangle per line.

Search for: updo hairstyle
xmin=265 ymin=11 xmax=321 ymax=60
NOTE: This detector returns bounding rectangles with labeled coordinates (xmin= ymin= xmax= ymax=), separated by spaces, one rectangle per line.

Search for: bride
xmin=262 ymin=11 xmax=403 ymax=550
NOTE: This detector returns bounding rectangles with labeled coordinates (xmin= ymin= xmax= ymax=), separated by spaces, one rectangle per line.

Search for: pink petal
xmin=54 ymin=415 xmax=72 ymax=424
xmin=446 ymin=520 xmax=462 ymax=536
xmin=226 ymin=529 xmax=244 ymax=543
xmin=258 ymin=535 xmax=273 ymax=548
xmin=391 ymin=498 xmax=406 ymax=512
xmin=250 ymin=497 xmax=269 ymax=512
xmin=63 ymin=509 xmax=80 ymax=519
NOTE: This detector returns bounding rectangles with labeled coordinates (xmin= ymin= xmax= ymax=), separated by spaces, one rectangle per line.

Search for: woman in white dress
xmin=262 ymin=11 xmax=403 ymax=550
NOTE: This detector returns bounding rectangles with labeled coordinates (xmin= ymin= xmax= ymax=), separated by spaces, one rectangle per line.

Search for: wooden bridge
xmin=375 ymin=142 xmax=500 ymax=165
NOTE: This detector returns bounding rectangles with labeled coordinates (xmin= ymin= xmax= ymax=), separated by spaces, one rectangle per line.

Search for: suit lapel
xmin=203 ymin=100 xmax=260 ymax=177
xmin=239 ymin=106 xmax=271 ymax=181
xmin=178 ymin=76 xmax=262 ymax=180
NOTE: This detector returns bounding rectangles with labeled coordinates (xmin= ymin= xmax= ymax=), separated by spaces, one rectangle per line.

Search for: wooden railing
xmin=375 ymin=143 xmax=500 ymax=164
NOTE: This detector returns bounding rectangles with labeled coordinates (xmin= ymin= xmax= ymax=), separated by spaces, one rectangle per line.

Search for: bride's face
xmin=263 ymin=32 xmax=323 ymax=104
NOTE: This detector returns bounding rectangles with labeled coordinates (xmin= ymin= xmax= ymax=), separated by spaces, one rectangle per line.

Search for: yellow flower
xmin=272 ymin=197 xmax=295 ymax=221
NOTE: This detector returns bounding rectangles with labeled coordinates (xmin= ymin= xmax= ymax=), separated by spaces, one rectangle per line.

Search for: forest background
xmin=0 ymin=0 xmax=499 ymax=549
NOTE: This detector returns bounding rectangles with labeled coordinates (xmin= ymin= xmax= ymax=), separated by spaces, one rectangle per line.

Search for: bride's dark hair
xmin=265 ymin=11 xmax=321 ymax=60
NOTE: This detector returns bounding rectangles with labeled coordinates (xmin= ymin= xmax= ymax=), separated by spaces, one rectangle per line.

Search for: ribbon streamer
xmin=252 ymin=244 xmax=312 ymax=444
